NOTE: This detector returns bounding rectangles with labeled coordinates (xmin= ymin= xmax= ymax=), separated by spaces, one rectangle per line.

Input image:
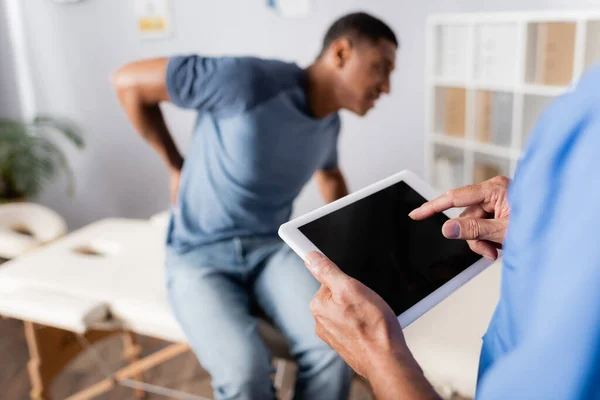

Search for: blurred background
xmin=2 ymin=1 xmax=599 ymax=399
xmin=2 ymin=0 xmax=596 ymax=229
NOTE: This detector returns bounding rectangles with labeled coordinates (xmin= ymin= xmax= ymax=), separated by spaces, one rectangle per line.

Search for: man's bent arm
xmin=315 ymin=168 xmax=349 ymax=203
xmin=112 ymin=57 xmax=183 ymax=173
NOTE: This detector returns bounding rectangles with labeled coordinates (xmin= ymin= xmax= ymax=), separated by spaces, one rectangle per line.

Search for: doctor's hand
xmin=409 ymin=176 xmax=511 ymax=260
xmin=304 ymin=252 xmax=416 ymax=379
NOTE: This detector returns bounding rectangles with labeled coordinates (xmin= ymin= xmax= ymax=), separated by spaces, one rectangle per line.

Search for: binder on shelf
xmin=475 ymin=91 xmax=513 ymax=146
xmin=535 ymin=22 xmax=576 ymax=86
xmin=435 ymin=157 xmax=454 ymax=192
xmin=474 ymin=24 xmax=519 ymax=84
xmin=437 ymin=25 xmax=468 ymax=80
xmin=435 ymin=156 xmax=463 ymax=192
xmin=444 ymin=88 xmax=466 ymax=137
xmin=585 ymin=21 xmax=600 ymax=69
xmin=475 ymin=91 xmax=492 ymax=143
xmin=490 ymin=92 xmax=513 ymax=146
xmin=452 ymin=159 xmax=464 ymax=188
xmin=473 ymin=163 xmax=501 ymax=184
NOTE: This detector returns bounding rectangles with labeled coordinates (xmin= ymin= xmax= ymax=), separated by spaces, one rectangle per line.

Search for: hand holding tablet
xmin=279 ymin=170 xmax=494 ymax=327
xmin=303 ymin=251 xmax=420 ymax=382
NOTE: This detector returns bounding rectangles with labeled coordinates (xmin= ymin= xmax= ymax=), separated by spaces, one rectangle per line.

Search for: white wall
xmin=0 ymin=0 xmax=21 ymax=118
xmin=2 ymin=0 xmax=599 ymax=229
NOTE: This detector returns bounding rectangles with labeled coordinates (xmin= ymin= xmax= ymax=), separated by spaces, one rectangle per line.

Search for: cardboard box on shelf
xmin=444 ymin=88 xmax=466 ymax=137
xmin=535 ymin=22 xmax=576 ymax=86
xmin=473 ymin=163 xmax=501 ymax=184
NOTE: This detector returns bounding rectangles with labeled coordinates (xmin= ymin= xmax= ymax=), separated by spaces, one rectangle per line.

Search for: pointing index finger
xmin=409 ymin=184 xmax=487 ymax=220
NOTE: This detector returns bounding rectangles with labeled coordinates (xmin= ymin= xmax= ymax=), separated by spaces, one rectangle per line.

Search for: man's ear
xmin=328 ymin=37 xmax=353 ymax=69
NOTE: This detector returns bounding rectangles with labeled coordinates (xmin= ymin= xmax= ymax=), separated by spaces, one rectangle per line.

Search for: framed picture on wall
xmin=135 ymin=0 xmax=172 ymax=39
xmin=267 ymin=0 xmax=313 ymax=18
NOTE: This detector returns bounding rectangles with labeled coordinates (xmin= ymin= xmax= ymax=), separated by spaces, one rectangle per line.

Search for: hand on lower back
xmin=170 ymin=168 xmax=181 ymax=206
xmin=409 ymin=176 xmax=511 ymax=260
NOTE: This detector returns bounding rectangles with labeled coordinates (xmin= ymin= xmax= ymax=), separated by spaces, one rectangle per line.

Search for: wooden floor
xmin=0 ymin=318 xmax=375 ymax=400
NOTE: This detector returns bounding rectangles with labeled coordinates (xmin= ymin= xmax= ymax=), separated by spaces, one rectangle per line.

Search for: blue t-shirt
xmin=165 ymin=55 xmax=340 ymax=251
xmin=476 ymin=66 xmax=600 ymax=399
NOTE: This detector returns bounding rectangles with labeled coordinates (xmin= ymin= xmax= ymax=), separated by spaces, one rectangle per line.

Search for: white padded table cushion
xmin=0 ymin=230 xmax=39 ymax=259
xmin=0 ymin=218 xmax=292 ymax=359
xmin=0 ymin=287 xmax=109 ymax=333
xmin=0 ymin=219 xmax=184 ymax=342
xmin=0 ymin=203 xmax=67 ymax=259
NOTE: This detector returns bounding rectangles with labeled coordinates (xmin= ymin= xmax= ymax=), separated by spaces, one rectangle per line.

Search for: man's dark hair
xmin=321 ymin=12 xmax=398 ymax=54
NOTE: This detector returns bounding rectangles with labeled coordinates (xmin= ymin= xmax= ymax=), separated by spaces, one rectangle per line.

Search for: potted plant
xmin=0 ymin=116 xmax=84 ymax=203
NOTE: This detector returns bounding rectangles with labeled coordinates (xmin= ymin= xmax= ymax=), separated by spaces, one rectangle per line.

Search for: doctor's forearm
xmin=368 ymin=354 xmax=441 ymax=400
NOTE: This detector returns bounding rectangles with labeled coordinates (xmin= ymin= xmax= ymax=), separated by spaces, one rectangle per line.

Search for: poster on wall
xmin=267 ymin=0 xmax=313 ymax=18
xmin=135 ymin=0 xmax=172 ymax=39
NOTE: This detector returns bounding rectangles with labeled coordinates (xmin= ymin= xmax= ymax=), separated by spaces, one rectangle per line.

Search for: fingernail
xmin=408 ymin=209 xmax=418 ymax=218
xmin=305 ymin=252 xmax=325 ymax=267
xmin=443 ymin=221 xmax=461 ymax=238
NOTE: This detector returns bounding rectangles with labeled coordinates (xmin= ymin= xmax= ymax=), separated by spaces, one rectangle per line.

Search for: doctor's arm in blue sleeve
xmin=476 ymin=90 xmax=600 ymax=399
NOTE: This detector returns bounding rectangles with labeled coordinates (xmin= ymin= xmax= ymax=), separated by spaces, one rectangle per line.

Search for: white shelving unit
xmin=425 ymin=11 xmax=600 ymax=192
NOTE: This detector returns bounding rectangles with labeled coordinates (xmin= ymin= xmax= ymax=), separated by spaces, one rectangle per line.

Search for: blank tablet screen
xmin=299 ymin=181 xmax=481 ymax=315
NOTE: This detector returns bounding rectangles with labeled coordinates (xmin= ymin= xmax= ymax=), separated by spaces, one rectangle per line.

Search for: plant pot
xmin=0 ymin=197 xmax=27 ymax=204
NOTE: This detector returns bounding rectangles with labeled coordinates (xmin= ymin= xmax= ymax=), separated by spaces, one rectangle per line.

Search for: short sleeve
xmin=321 ymin=146 xmax=338 ymax=171
xmin=165 ymin=55 xmax=254 ymax=115
xmin=321 ymin=118 xmax=341 ymax=171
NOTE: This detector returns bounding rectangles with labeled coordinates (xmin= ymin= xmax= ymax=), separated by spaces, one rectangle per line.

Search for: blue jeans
xmin=165 ymin=236 xmax=352 ymax=400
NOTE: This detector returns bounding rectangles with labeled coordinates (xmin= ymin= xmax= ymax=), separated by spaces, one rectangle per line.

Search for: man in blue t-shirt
xmin=113 ymin=12 xmax=397 ymax=400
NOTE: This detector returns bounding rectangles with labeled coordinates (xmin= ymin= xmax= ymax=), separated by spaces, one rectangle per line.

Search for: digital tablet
xmin=279 ymin=170 xmax=493 ymax=328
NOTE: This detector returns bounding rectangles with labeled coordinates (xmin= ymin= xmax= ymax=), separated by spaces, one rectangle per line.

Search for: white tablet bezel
xmin=279 ymin=169 xmax=493 ymax=328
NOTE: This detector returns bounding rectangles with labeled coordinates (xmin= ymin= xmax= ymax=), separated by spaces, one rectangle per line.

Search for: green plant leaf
xmin=0 ymin=115 xmax=85 ymax=199
xmin=0 ymin=119 xmax=27 ymax=135
xmin=33 ymin=115 xmax=85 ymax=149
xmin=34 ymin=136 xmax=76 ymax=196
